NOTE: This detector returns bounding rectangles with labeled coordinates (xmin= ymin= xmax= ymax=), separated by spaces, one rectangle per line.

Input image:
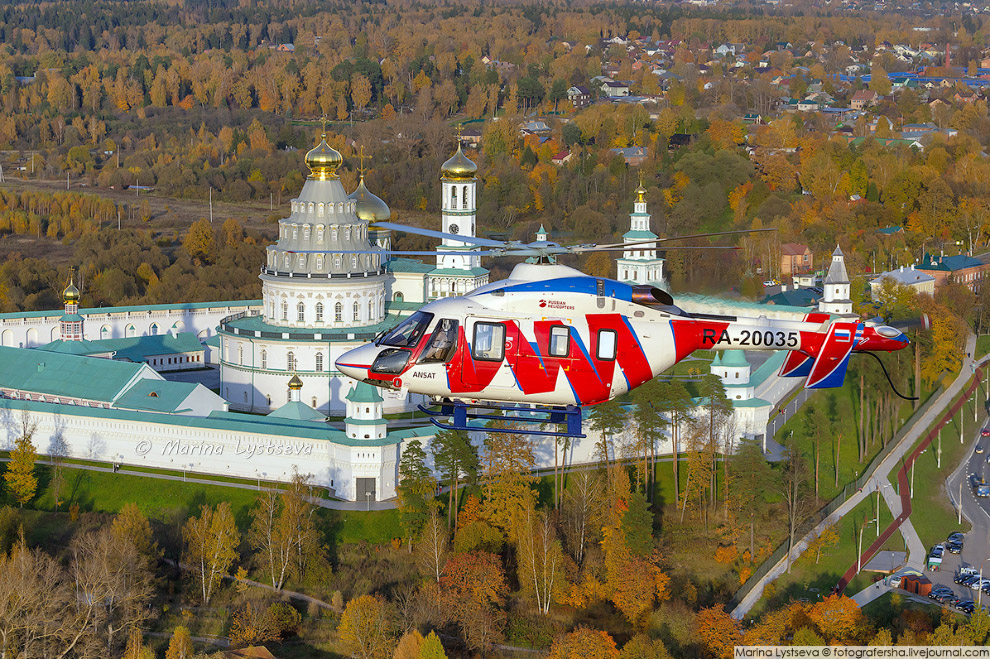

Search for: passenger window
xmin=597 ymin=329 xmax=617 ymax=361
xmin=420 ymin=319 xmax=459 ymax=364
xmin=549 ymin=326 xmax=570 ymax=357
xmin=472 ymin=322 xmax=505 ymax=361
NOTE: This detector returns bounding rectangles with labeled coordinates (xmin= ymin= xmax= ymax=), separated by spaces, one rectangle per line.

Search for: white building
xmin=616 ymin=184 xmax=665 ymax=287
xmin=819 ymin=245 xmax=854 ymax=316
xmin=428 ymin=140 xmax=489 ymax=299
xmin=870 ymin=265 xmax=936 ymax=299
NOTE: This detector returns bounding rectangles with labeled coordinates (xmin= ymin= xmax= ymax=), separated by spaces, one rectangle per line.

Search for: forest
xmin=0 ymin=0 xmax=989 ymax=655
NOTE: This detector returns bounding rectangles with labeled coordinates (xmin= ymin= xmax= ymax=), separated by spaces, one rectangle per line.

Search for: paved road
xmin=732 ymin=335 xmax=979 ymax=619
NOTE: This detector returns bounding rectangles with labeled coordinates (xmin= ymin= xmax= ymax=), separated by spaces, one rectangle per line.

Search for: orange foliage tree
xmin=808 ymin=594 xmax=866 ymax=644
xmin=695 ymin=606 xmax=742 ymax=659
xmin=548 ymin=628 xmax=620 ymax=659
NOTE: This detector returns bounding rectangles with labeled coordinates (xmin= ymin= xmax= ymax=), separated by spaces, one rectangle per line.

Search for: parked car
xmin=948 ymin=542 xmax=963 ymax=554
xmin=935 ymin=592 xmax=956 ymax=603
xmin=963 ymin=576 xmax=981 ymax=587
xmin=889 ymin=575 xmax=902 ymax=587
xmin=956 ymin=573 xmax=969 ymax=584
xmin=960 ymin=566 xmax=980 ymax=576
xmin=958 ymin=601 xmax=976 ymax=614
xmin=970 ymin=579 xmax=990 ymax=591
xmin=948 ymin=532 xmax=966 ymax=544
xmin=931 ymin=586 xmax=954 ymax=598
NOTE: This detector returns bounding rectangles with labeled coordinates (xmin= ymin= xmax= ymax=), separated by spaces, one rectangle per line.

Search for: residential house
xmin=609 ymin=146 xmax=648 ymax=166
xmin=780 ymin=243 xmax=814 ymax=276
xmin=601 ymin=80 xmax=630 ymax=97
xmin=850 ymin=89 xmax=879 ymax=109
xmin=459 ymin=126 xmax=483 ymax=148
xmin=567 ymin=85 xmax=591 ymax=108
xmin=551 ymin=150 xmax=573 ymax=165
xmin=869 ymin=265 xmax=936 ymax=299
xmin=519 ymin=120 xmax=551 ymax=136
xmin=916 ymin=252 xmax=990 ymax=292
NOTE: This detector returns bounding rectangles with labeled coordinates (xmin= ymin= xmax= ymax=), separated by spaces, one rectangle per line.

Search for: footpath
xmin=731 ymin=335 xmax=979 ymax=619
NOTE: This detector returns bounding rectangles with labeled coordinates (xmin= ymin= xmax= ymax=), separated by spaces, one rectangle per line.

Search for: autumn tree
xmin=338 ymin=595 xmax=395 ymax=659
xmin=248 ymin=471 xmax=321 ymax=591
xmin=517 ymin=503 xmax=565 ymax=615
xmin=394 ymin=630 xmax=424 ymax=659
xmin=808 ymin=594 xmax=867 ymax=643
xmin=561 ymin=470 xmax=604 ymax=566
xmin=548 ymin=628 xmax=620 ymax=659
xmin=111 ymin=502 xmax=157 ymax=561
xmin=4 ymin=416 xmax=37 ymax=506
xmin=416 ymin=502 xmax=449 ymax=583
xmin=588 ymin=399 xmax=626 ymax=472
xmin=419 ymin=631 xmax=448 ymax=659
xmin=165 ymin=626 xmax=194 ymax=659
xmin=695 ymin=606 xmax=742 ymax=659
xmin=480 ymin=425 xmax=536 ymax=539
xmin=439 ymin=551 xmax=507 ymax=653
xmin=182 ymin=502 xmax=240 ymax=604
xmin=182 ymin=218 xmax=217 ymax=265
xmin=776 ymin=449 xmax=814 ymax=573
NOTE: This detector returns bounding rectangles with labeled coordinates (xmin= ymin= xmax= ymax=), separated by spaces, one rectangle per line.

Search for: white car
xmin=970 ymin=579 xmax=990 ymax=591
xmin=889 ymin=576 xmax=902 ymax=587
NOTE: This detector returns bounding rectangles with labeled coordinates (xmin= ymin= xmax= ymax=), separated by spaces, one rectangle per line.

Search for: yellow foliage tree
xmin=4 ymin=418 xmax=37 ymax=507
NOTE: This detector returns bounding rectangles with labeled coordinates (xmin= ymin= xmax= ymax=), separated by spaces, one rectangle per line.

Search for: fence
xmin=726 ymin=382 xmax=947 ymax=611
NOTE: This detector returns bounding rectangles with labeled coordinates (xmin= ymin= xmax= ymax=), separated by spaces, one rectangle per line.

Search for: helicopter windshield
xmin=379 ymin=311 xmax=434 ymax=348
xmin=419 ymin=318 xmax=459 ymax=364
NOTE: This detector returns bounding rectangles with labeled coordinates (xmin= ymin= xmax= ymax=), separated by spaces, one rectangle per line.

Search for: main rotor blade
xmin=373 ymin=222 xmax=510 ymax=247
xmin=570 ymin=245 xmax=742 ymax=253
xmin=594 ymin=227 xmax=778 ymax=250
xmin=286 ymin=249 xmax=506 ymax=257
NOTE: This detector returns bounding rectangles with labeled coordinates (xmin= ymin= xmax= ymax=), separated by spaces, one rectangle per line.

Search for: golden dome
xmin=288 ymin=373 xmax=303 ymax=390
xmin=441 ymin=142 xmax=477 ymax=181
xmin=635 ymin=183 xmax=648 ymax=203
xmin=305 ymin=133 xmax=343 ymax=180
xmin=63 ymin=280 xmax=80 ymax=304
xmin=348 ymin=175 xmax=391 ymax=223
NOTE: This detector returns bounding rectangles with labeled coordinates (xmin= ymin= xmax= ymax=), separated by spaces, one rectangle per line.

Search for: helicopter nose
xmin=336 ymin=345 xmax=377 ymax=381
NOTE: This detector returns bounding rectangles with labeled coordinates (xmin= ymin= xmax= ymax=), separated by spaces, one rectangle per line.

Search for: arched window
xmin=287 ymin=351 xmax=297 ymax=371
xmin=351 ymin=256 xmax=357 ymax=268
xmin=150 ymin=323 xmax=159 ymax=336
xmin=317 ymin=225 xmax=324 ymax=242
xmin=451 ymin=186 xmax=458 ymax=208
xmin=344 ymin=227 xmax=351 ymax=241
xmin=312 ymin=397 xmax=317 ymax=408
xmin=462 ymin=185 xmax=469 ymax=209
xmin=315 ymin=302 xmax=324 ymax=322
xmin=331 ymin=227 xmax=338 ymax=241
xmin=281 ymin=300 xmax=288 ymax=321
xmin=334 ymin=302 xmax=343 ymax=322
xmin=292 ymin=226 xmax=298 ymax=239
xmin=298 ymin=254 xmax=305 ymax=269
xmin=394 ymin=292 xmax=404 ymax=302
xmin=316 ymin=352 xmax=324 ymax=372
xmin=303 ymin=225 xmax=311 ymax=240
xmin=283 ymin=254 xmax=290 ymax=269
xmin=368 ymin=300 xmax=374 ymax=319
xmin=297 ymin=302 xmax=305 ymax=322
xmin=352 ymin=301 xmax=359 ymax=321
xmin=261 ymin=350 xmax=267 ymax=369
xmin=316 ymin=255 xmax=324 ymax=270
xmin=317 ymin=203 xmax=324 ymax=217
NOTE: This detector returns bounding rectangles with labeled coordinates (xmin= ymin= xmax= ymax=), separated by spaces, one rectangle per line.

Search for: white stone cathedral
xmin=616 ymin=183 xmax=665 ymax=286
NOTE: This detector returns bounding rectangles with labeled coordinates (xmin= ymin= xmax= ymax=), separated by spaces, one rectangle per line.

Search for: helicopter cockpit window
xmin=472 ymin=322 xmax=505 ymax=362
xmin=371 ymin=348 xmax=410 ymax=375
xmin=379 ymin=311 xmax=434 ymax=348
xmin=549 ymin=326 xmax=570 ymax=358
xmin=596 ymin=329 xmax=617 ymax=361
xmin=420 ymin=319 xmax=459 ymax=364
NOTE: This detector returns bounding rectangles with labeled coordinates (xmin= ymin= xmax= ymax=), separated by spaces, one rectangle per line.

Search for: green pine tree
xmin=419 ymin=631 xmax=448 ymax=659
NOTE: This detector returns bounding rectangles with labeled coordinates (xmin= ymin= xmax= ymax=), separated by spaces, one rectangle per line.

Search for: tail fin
xmin=779 ymin=350 xmax=814 ymax=378
xmin=805 ymin=322 xmax=862 ymax=389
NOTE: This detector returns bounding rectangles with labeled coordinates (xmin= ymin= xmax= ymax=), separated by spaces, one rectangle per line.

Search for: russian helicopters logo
xmin=539 ymin=299 xmax=575 ymax=310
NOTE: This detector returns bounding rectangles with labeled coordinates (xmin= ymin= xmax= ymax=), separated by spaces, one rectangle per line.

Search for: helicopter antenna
xmin=856 ymin=351 xmax=918 ymax=400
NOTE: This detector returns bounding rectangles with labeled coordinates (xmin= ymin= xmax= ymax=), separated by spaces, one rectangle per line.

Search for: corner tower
xmin=616 ymin=182 xmax=665 ymax=286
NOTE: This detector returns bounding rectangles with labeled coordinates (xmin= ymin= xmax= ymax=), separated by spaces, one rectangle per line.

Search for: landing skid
xmin=418 ymin=400 xmax=586 ymax=438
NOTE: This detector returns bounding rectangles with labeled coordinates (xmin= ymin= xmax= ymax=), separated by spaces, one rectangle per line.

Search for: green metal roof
xmin=732 ymin=397 xmax=772 ymax=408
xmin=387 ymin=258 xmax=434 ymax=273
xmin=623 ymin=230 xmax=658 ymax=240
xmin=96 ymin=333 xmax=204 ymax=361
xmin=113 ymin=379 xmax=200 ymax=413
xmin=720 ymin=350 xmax=750 ymax=367
xmin=346 ymin=381 xmax=384 ymax=404
xmin=0 ymin=346 xmax=149 ymax=403
xmin=268 ymin=401 xmax=327 ymax=422
xmin=38 ymin=339 xmax=111 ymax=356
xmin=0 ymin=299 xmax=262 ymax=322
xmin=748 ymin=351 xmax=787 ymax=388
xmin=60 ymin=313 xmax=84 ymax=322
xmin=428 ymin=267 xmax=489 ymax=276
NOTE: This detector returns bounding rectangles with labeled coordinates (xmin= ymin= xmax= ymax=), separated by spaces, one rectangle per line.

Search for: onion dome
xmin=63 ymin=279 xmax=80 ymax=304
xmin=288 ymin=373 xmax=304 ymax=390
xmin=348 ymin=175 xmax=391 ymax=223
xmin=305 ymin=133 xmax=343 ymax=180
xmin=440 ymin=142 xmax=477 ymax=181
xmin=635 ymin=182 xmax=648 ymax=203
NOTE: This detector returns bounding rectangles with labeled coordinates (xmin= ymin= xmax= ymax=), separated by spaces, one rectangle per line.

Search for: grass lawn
xmin=4 ymin=462 xmax=403 ymax=546
xmin=747 ymin=492 xmax=901 ymax=620
xmin=888 ymin=382 xmax=981 ymax=549
xmin=976 ymin=335 xmax=990 ymax=359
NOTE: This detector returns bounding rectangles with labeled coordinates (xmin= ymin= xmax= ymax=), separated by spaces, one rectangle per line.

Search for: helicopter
xmin=325 ymin=224 xmax=921 ymax=438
